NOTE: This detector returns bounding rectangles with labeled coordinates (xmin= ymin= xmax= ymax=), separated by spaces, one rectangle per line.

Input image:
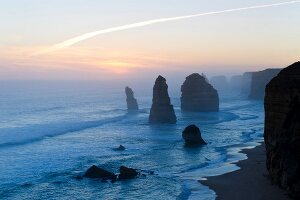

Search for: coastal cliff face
xmin=149 ymin=75 xmax=177 ymax=124
xmin=241 ymin=72 xmax=252 ymax=95
xmin=181 ymin=73 xmax=219 ymax=112
xmin=249 ymin=69 xmax=281 ymax=100
xmin=264 ymin=62 xmax=300 ymax=197
xmin=125 ymin=87 xmax=138 ymax=111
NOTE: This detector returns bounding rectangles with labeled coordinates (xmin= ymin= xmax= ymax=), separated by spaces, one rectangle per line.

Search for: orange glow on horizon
xmin=0 ymin=45 xmax=295 ymax=80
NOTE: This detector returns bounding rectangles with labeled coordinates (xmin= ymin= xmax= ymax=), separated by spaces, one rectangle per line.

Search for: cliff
xmin=181 ymin=73 xmax=219 ymax=112
xmin=264 ymin=61 xmax=300 ymax=198
xmin=249 ymin=69 xmax=281 ymax=100
xmin=241 ymin=72 xmax=253 ymax=95
xmin=149 ymin=75 xmax=177 ymax=124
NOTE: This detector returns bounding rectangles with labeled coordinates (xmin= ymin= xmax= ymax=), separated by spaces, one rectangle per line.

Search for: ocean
xmin=0 ymin=80 xmax=264 ymax=200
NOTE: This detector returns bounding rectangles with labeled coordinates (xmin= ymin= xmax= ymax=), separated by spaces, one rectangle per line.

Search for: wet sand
xmin=200 ymin=144 xmax=290 ymax=200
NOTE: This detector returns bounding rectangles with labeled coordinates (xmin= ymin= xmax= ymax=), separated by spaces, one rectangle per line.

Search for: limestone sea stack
xmin=229 ymin=75 xmax=243 ymax=91
xmin=149 ymin=75 xmax=177 ymax=124
xmin=249 ymin=69 xmax=281 ymax=100
xmin=125 ymin=87 xmax=138 ymax=111
xmin=210 ymin=76 xmax=228 ymax=92
xmin=182 ymin=125 xmax=206 ymax=146
xmin=264 ymin=62 xmax=300 ymax=198
xmin=181 ymin=73 xmax=219 ymax=112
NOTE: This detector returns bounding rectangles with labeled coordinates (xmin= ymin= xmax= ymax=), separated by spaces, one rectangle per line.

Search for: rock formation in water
xmin=125 ymin=87 xmax=138 ymax=111
xmin=229 ymin=75 xmax=243 ymax=91
xmin=210 ymin=76 xmax=228 ymax=92
xmin=149 ymin=76 xmax=177 ymax=124
xmin=113 ymin=145 xmax=125 ymax=151
xmin=249 ymin=69 xmax=281 ymax=100
xmin=118 ymin=166 xmax=139 ymax=180
xmin=182 ymin=125 xmax=206 ymax=146
xmin=181 ymin=73 xmax=219 ymax=112
xmin=241 ymin=72 xmax=253 ymax=95
xmin=84 ymin=165 xmax=117 ymax=180
xmin=264 ymin=62 xmax=300 ymax=198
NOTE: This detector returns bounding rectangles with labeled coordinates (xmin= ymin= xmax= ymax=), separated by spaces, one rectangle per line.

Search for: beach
xmin=201 ymin=143 xmax=290 ymax=200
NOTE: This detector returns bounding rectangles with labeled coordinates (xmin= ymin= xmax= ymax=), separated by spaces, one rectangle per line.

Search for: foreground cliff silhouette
xmin=149 ymin=75 xmax=177 ymax=124
xmin=181 ymin=73 xmax=219 ymax=112
xmin=264 ymin=61 xmax=300 ymax=198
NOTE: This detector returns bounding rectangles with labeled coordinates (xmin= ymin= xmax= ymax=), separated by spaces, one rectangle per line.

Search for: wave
xmin=223 ymin=101 xmax=263 ymax=112
xmin=0 ymin=114 xmax=129 ymax=148
xmin=176 ymin=184 xmax=191 ymax=200
xmin=180 ymin=111 xmax=239 ymax=125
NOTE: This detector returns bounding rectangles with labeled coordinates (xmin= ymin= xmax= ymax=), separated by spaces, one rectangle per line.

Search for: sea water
xmin=0 ymin=80 xmax=264 ymax=200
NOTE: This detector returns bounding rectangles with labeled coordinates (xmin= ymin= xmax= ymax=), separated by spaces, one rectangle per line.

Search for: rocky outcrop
xmin=229 ymin=75 xmax=243 ymax=91
xmin=210 ymin=76 xmax=228 ymax=92
xmin=182 ymin=125 xmax=206 ymax=146
xmin=241 ymin=72 xmax=253 ymax=95
xmin=84 ymin=165 xmax=117 ymax=180
xmin=113 ymin=145 xmax=125 ymax=151
xmin=125 ymin=87 xmax=138 ymax=111
xmin=149 ymin=75 xmax=177 ymax=124
xmin=118 ymin=166 xmax=139 ymax=180
xmin=181 ymin=73 xmax=219 ymax=112
xmin=249 ymin=69 xmax=281 ymax=100
xmin=264 ymin=62 xmax=300 ymax=198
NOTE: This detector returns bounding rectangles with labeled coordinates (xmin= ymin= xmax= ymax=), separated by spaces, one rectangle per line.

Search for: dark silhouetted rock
xmin=113 ymin=145 xmax=125 ymax=151
xmin=241 ymin=72 xmax=253 ymax=95
xmin=182 ymin=124 xmax=206 ymax=146
xmin=119 ymin=166 xmax=139 ymax=180
xmin=84 ymin=165 xmax=116 ymax=180
xmin=264 ymin=62 xmax=300 ymax=198
xmin=210 ymin=76 xmax=228 ymax=92
xmin=125 ymin=87 xmax=138 ymax=111
xmin=181 ymin=73 xmax=219 ymax=112
xmin=149 ymin=75 xmax=177 ymax=124
xmin=249 ymin=69 xmax=281 ymax=100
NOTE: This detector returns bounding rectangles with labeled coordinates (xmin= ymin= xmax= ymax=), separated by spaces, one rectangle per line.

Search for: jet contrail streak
xmin=34 ymin=1 xmax=300 ymax=55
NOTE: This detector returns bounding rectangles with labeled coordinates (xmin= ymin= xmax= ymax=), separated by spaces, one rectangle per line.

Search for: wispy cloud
xmin=33 ymin=0 xmax=300 ymax=55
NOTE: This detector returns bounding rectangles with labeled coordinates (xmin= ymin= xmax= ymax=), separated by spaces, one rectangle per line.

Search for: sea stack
xmin=249 ymin=69 xmax=281 ymax=100
xmin=210 ymin=76 xmax=228 ymax=92
xmin=264 ymin=62 xmax=300 ymax=198
xmin=182 ymin=125 xmax=206 ymax=146
xmin=181 ymin=73 xmax=219 ymax=112
xmin=229 ymin=75 xmax=243 ymax=91
xmin=125 ymin=87 xmax=138 ymax=111
xmin=149 ymin=75 xmax=177 ymax=124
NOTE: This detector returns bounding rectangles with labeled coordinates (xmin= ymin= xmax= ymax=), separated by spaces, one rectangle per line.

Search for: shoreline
xmin=200 ymin=143 xmax=290 ymax=200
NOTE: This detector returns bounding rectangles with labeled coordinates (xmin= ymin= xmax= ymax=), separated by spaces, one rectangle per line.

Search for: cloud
xmin=33 ymin=1 xmax=300 ymax=55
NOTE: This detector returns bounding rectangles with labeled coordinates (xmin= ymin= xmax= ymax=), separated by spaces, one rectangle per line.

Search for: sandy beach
xmin=201 ymin=144 xmax=290 ymax=200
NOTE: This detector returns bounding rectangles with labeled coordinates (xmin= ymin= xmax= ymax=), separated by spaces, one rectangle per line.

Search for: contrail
xmin=34 ymin=1 xmax=300 ymax=55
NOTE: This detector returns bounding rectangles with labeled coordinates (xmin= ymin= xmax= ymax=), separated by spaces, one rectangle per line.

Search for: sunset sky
xmin=1 ymin=0 xmax=299 ymax=80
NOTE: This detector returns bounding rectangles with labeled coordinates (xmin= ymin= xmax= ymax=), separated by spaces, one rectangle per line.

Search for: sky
xmin=0 ymin=0 xmax=299 ymax=81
